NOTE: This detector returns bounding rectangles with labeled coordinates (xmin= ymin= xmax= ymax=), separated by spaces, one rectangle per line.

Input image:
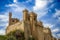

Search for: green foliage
xmin=7 ymin=30 xmax=24 ymax=36
xmin=0 ymin=35 xmax=7 ymax=40
xmin=0 ymin=30 xmax=24 ymax=40
xmin=0 ymin=30 xmax=35 ymax=40
xmin=6 ymin=36 xmax=16 ymax=40
xmin=6 ymin=30 xmax=24 ymax=40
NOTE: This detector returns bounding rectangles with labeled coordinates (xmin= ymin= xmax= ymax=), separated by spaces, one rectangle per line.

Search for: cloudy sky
xmin=0 ymin=0 xmax=60 ymax=39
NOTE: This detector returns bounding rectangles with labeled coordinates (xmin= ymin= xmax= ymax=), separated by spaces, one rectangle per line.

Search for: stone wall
xmin=6 ymin=21 xmax=24 ymax=34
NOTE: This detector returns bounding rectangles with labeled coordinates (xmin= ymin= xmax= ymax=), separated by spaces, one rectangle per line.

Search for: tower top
xmin=9 ymin=12 xmax=12 ymax=15
xmin=23 ymin=9 xmax=28 ymax=12
xmin=30 ymin=11 xmax=37 ymax=17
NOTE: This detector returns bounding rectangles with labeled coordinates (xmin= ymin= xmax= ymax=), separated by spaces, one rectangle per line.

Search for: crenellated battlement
xmin=9 ymin=12 xmax=19 ymax=25
xmin=23 ymin=9 xmax=37 ymax=21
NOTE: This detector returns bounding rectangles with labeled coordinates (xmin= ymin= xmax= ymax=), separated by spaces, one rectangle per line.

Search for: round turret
xmin=23 ymin=9 xmax=29 ymax=21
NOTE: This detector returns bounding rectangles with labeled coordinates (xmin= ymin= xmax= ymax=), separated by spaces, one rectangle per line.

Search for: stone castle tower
xmin=6 ymin=9 xmax=56 ymax=40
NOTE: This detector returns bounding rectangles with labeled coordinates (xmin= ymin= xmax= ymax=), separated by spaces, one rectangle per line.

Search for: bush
xmin=6 ymin=30 xmax=24 ymax=40
xmin=6 ymin=36 xmax=16 ymax=40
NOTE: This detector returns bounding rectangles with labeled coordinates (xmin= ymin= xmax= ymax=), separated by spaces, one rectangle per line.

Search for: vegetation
xmin=6 ymin=30 xmax=24 ymax=40
xmin=0 ymin=30 xmax=34 ymax=40
xmin=0 ymin=35 xmax=7 ymax=40
xmin=6 ymin=36 xmax=16 ymax=40
xmin=0 ymin=30 xmax=24 ymax=40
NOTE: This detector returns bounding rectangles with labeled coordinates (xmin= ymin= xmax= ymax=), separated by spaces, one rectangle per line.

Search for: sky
xmin=0 ymin=0 xmax=60 ymax=39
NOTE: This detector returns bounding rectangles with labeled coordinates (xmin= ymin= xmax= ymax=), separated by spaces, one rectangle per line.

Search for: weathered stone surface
xmin=6 ymin=9 xmax=56 ymax=40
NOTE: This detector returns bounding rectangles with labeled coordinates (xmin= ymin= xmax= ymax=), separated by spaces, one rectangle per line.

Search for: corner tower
xmin=23 ymin=9 xmax=31 ymax=40
xmin=9 ymin=12 xmax=12 ymax=25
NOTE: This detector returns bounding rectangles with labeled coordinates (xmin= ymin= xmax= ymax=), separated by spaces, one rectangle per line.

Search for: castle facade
xmin=6 ymin=9 xmax=56 ymax=40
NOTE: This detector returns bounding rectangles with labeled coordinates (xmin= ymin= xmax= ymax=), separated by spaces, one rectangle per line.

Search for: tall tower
xmin=9 ymin=12 xmax=12 ymax=25
xmin=23 ymin=9 xmax=29 ymax=21
xmin=30 ymin=12 xmax=37 ymax=33
xmin=30 ymin=12 xmax=37 ymax=40
xmin=23 ymin=9 xmax=31 ymax=40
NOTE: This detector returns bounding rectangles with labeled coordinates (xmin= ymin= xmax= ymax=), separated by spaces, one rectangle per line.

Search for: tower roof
xmin=23 ymin=9 xmax=28 ymax=12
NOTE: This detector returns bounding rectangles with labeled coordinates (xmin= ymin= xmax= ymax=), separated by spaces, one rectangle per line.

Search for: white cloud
xmin=12 ymin=5 xmax=24 ymax=12
xmin=13 ymin=0 xmax=17 ymax=3
xmin=0 ymin=29 xmax=5 ymax=35
xmin=22 ymin=0 xmax=32 ymax=3
xmin=53 ymin=9 xmax=60 ymax=22
xmin=54 ymin=9 xmax=60 ymax=17
xmin=52 ymin=28 xmax=59 ymax=33
xmin=6 ymin=4 xmax=17 ymax=7
xmin=35 ymin=10 xmax=48 ymax=19
xmin=0 ymin=13 xmax=8 ymax=26
xmin=5 ymin=2 xmax=26 ymax=13
xmin=33 ymin=0 xmax=48 ymax=10
xmin=5 ymin=2 xmax=27 ymax=22
xmin=33 ymin=0 xmax=54 ymax=19
xmin=0 ymin=15 xmax=8 ymax=22
xmin=52 ymin=8 xmax=60 ymax=38
xmin=33 ymin=0 xmax=50 ymax=19
xmin=0 ymin=12 xmax=9 ymax=35
xmin=56 ymin=34 xmax=60 ymax=38
xmin=43 ymin=23 xmax=54 ymax=28
xmin=0 ymin=23 xmax=8 ymax=27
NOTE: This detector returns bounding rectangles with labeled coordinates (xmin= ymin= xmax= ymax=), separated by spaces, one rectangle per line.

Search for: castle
xmin=6 ymin=9 xmax=56 ymax=40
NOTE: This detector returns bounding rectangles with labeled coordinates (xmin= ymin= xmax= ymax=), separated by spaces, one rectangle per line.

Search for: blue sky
xmin=0 ymin=0 xmax=60 ymax=39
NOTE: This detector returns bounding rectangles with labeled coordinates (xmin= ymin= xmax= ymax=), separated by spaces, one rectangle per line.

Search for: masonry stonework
xmin=6 ymin=9 xmax=56 ymax=40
